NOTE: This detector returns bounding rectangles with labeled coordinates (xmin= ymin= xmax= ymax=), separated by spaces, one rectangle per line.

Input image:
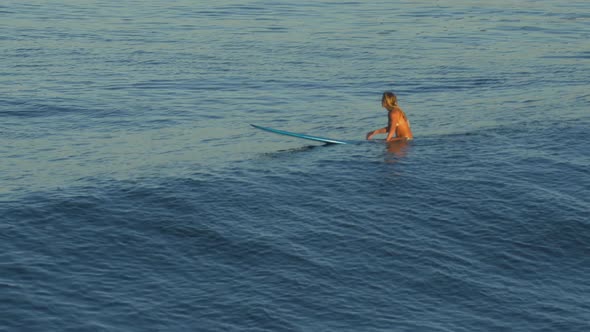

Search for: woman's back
xmin=390 ymin=107 xmax=413 ymax=139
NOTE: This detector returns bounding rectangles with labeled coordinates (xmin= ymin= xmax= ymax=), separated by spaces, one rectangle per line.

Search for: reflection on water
xmin=384 ymin=140 xmax=412 ymax=162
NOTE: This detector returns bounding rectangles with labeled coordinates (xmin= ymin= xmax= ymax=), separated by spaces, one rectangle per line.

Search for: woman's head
xmin=381 ymin=91 xmax=398 ymax=111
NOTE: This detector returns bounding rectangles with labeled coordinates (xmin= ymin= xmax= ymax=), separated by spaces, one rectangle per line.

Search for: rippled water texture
xmin=1 ymin=1 xmax=589 ymax=331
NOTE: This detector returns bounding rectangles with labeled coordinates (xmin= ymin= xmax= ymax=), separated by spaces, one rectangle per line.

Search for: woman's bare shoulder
xmin=388 ymin=108 xmax=402 ymax=119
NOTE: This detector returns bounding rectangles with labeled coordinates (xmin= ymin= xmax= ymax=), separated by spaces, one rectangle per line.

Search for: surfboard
xmin=251 ymin=124 xmax=349 ymax=145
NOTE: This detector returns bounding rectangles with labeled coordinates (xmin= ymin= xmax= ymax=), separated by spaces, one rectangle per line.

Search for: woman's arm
xmin=366 ymin=127 xmax=388 ymax=139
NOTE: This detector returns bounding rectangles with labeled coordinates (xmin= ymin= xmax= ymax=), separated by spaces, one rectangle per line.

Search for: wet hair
xmin=382 ymin=91 xmax=409 ymax=124
xmin=381 ymin=91 xmax=398 ymax=110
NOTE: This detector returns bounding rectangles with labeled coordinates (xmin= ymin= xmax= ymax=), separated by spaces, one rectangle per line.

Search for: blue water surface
xmin=1 ymin=1 xmax=589 ymax=331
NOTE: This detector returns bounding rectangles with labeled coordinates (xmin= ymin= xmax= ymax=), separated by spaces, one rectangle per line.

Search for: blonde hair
xmin=382 ymin=91 xmax=409 ymax=124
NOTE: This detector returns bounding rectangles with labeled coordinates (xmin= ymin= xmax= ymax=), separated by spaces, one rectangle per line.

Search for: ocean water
xmin=1 ymin=0 xmax=590 ymax=331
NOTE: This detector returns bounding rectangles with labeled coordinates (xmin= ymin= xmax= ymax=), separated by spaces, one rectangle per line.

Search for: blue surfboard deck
xmin=251 ymin=124 xmax=350 ymax=145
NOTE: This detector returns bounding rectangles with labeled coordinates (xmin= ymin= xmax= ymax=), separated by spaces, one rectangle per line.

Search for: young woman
xmin=366 ymin=91 xmax=413 ymax=141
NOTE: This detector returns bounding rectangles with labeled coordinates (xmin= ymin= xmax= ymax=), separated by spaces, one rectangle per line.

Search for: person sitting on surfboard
xmin=366 ymin=91 xmax=413 ymax=141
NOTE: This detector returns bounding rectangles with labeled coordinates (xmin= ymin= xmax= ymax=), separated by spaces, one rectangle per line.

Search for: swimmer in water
xmin=366 ymin=91 xmax=413 ymax=141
